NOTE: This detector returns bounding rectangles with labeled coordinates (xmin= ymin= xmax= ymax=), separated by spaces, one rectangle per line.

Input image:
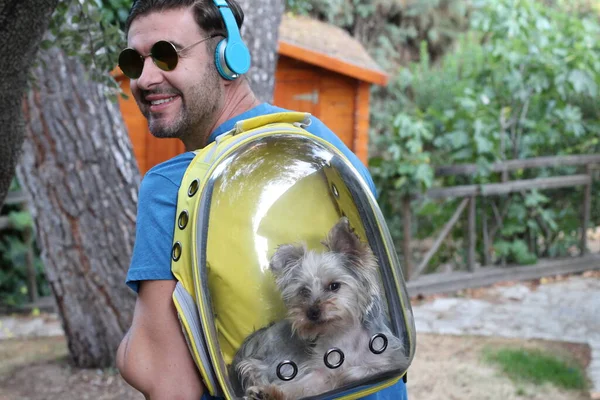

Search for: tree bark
xmin=238 ymin=0 xmax=285 ymax=103
xmin=0 ymin=0 xmax=58 ymax=205
xmin=18 ymin=48 xmax=138 ymax=368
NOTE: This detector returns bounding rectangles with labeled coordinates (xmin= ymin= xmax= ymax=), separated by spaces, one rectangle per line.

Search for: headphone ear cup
xmin=214 ymin=38 xmax=236 ymax=80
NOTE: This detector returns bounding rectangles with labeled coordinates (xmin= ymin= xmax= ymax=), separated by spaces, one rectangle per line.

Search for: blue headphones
xmin=212 ymin=0 xmax=251 ymax=80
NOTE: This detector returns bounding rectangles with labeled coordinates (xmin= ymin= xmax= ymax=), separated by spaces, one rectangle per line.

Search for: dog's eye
xmin=328 ymin=282 xmax=341 ymax=292
xmin=300 ymin=287 xmax=311 ymax=297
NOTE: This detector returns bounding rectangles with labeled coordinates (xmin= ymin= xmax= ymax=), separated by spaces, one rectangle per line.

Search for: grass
xmin=483 ymin=347 xmax=588 ymax=391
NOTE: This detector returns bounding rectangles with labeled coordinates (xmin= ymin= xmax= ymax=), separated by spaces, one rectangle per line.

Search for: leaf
xmin=449 ymin=130 xmax=470 ymax=149
xmin=393 ymin=176 xmax=408 ymax=190
xmin=568 ymin=69 xmax=597 ymax=97
xmin=535 ymin=16 xmax=551 ymax=31
xmin=511 ymin=240 xmax=537 ymax=265
xmin=40 ymin=40 xmax=53 ymax=50
xmin=501 ymin=222 xmax=526 ymax=236
xmin=494 ymin=240 xmax=512 ymax=256
xmin=414 ymin=163 xmax=434 ymax=188
xmin=474 ymin=133 xmax=494 ymax=154
xmin=540 ymin=209 xmax=558 ymax=231
xmin=8 ymin=212 xmax=33 ymax=231
xmin=406 ymin=138 xmax=423 ymax=154
xmin=525 ymin=191 xmax=549 ymax=207
xmin=417 ymin=200 xmax=440 ymax=216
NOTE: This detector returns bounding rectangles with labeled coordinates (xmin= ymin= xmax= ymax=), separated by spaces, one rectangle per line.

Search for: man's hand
xmin=117 ymin=280 xmax=205 ymax=400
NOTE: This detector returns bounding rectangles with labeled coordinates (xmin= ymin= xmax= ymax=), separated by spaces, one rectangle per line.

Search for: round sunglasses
xmin=118 ymin=35 xmax=217 ymax=79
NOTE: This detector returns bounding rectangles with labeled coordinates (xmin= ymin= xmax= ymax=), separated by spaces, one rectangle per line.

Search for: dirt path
xmin=0 ymin=333 xmax=590 ymax=400
xmin=0 ymin=336 xmax=142 ymax=400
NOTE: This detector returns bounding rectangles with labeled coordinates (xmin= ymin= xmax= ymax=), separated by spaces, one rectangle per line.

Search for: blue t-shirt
xmin=126 ymin=103 xmax=408 ymax=400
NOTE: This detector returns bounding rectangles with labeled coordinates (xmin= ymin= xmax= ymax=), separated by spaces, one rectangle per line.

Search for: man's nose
xmin=135 ymin=57 xmax=164 ymax=90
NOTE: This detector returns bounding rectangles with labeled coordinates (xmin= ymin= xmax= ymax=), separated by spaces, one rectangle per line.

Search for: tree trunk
xmin=0 ymin=0 xmax=58 ymax=205
xmin=238 ymin=0 xmax=285 ymax=103
xmin=18 ymin=47 xmax=139 ymax=368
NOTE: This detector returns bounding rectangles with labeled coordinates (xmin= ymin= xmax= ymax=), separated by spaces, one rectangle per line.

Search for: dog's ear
xmin=323 ymin=217 xmax=363 ymax=258
xmin=270 ymin=244 xmax=305 ymax=277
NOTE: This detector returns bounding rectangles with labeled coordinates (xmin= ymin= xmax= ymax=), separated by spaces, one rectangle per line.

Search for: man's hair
xmin=125 ymin=0 xmax=244 ymax=37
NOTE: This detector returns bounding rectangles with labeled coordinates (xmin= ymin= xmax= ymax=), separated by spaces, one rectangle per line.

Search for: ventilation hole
xmin=369 ymin=333 xmax=388 ymax=355
xmin=331 ymin=183 xmax=339 ymax=198
xmin=276 ymin=360 xmax=298 ymax=381
xmin=324 ymin=348 xmax=344 ymax=369
xmin=172 ymin=242 xmax=182 ymax=261
xmin=178 ymin=210 xmax=189 ymax=230
xmin=188 ymin=179 xmax=200 ymax=197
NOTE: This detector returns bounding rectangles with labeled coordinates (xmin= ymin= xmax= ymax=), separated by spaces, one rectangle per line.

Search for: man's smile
xmin=144 ymin=93 xmax=181 ymax=112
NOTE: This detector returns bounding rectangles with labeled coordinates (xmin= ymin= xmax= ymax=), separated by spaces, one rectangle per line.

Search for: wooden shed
xmin=116 ymin=14 xmax=389 ymax=175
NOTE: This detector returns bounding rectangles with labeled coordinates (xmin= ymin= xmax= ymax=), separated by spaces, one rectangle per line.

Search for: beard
xmin=144 ymin=66 xmax=223 ymax=144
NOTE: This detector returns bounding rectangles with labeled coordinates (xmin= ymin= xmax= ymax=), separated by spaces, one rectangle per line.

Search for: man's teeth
xmin=150 ymin=97 xmax=176 ymax=105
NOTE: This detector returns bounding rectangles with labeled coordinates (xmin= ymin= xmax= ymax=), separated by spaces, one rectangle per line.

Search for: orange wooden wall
xmin=118 ymin=55 xmax=371 ymax=175
xmin=274 ymin=56 xmax=370 ymax=164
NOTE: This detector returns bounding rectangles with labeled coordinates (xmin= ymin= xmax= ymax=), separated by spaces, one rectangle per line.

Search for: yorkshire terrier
xmin=231 ymin=217 xmax=408 ymax=400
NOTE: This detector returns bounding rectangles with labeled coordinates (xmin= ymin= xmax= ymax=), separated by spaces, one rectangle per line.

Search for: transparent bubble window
xmin=194 ymin=135 xmax=415 ymax=399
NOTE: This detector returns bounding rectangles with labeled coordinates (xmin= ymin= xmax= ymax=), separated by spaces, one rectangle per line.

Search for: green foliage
xmin=0 ymin=237 xmax=49 ymax=308
xmin=0 ymin=181 xmax=50 ymax=307
xmin=370 ymin=0 xmax=600 ymax=269
xmin=286 ymin=0 xmax=314 ymax=15
xmin=97 ymin=0 xmax=131 ymax=29
xmin=42 ymin=0 xmax=130 ymax=98
xmin=484 ymin=347 xmax=588 ymax=390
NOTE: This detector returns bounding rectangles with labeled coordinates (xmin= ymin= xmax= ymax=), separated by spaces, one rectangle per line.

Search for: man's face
xmin=127 ymin=7 xmax=223 ymax=144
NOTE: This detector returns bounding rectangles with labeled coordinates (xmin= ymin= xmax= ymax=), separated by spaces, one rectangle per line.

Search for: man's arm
xmin=117 ymin=280 xmax=205 ymax=400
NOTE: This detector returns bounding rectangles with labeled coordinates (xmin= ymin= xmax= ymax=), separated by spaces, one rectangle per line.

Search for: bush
xmin=0 ymin=180 xmax=50 ymax=307
xmin=370 ymin=0 xmax=600 ymax=270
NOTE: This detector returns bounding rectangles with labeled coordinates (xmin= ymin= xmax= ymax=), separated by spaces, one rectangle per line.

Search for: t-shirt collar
xmin=207 ymin=103 xmax=273 ymax=144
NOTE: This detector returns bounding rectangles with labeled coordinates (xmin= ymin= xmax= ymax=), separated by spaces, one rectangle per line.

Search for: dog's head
xmin=269 ymin=217 xmax=380 ymax=340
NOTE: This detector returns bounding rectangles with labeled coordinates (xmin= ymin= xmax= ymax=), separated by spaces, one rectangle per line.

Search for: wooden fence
xmin=0 ymin=190 xmax=38 ymax=303
xmin=403 ymin=154 xmax=600 ymax=295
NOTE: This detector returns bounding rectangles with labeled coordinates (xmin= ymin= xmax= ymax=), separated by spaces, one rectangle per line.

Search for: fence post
xmin=482 ymin=198 xmax=491 ymax=266
xmin=581 ymin=164 xmax=592 ymax=256
xmin=23 ymin=226 xmax=38 ymax=303
xmin=467 ymin=196 xmax=477 ymax=271
xmin=501 ymin=168 xmax=508 ymax=267
xmin=402 ymin=196 xmax=413 ymax=280
xmin=20 ymin=198 xmax=38 ymax=303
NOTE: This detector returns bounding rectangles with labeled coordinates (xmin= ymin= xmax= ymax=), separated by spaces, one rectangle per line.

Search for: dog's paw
xmin=244 ymin=386 xmax=269 ymax=400
xmin=244 ymin=385 xmax=286 ymax=400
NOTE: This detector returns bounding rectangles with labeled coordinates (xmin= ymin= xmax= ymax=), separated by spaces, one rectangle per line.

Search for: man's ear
xmin=269 ymin=244 xmax=305 ymax=278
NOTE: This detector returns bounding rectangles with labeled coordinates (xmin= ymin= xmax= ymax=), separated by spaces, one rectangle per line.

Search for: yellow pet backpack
xmin=170 ymin=112 xmax=416 ymax=399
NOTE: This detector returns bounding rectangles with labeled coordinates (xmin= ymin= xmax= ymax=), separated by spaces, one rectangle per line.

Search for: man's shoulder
xmin=136 ymin=151 xmax=196 ymax=213
xmin=142 ymin=151 xmax=196 ymax=187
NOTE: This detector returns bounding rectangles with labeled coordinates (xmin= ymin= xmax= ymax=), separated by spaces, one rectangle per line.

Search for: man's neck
xmin=183 ymin=80 xmax=261 ymax=151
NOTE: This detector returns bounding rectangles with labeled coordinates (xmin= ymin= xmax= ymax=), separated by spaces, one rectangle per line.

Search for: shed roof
xmin=278 ymin=14 xmax=389 ymax=86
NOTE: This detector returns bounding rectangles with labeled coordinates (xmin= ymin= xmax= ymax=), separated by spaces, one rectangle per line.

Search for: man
xmin=116 ymin=1 xmax=409 ymax=399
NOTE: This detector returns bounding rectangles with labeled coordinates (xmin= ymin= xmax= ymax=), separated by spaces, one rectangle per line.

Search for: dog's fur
xmin=230 ymin=217 xmax=408 ymax=400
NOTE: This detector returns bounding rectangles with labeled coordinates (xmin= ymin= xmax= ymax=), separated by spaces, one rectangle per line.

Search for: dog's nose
xmin=306 ymin=306 xmax=321 ymax=321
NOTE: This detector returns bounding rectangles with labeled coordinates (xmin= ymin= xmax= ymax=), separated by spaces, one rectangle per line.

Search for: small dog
xmin=230 ymin=217 xmax=408 ymax=400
